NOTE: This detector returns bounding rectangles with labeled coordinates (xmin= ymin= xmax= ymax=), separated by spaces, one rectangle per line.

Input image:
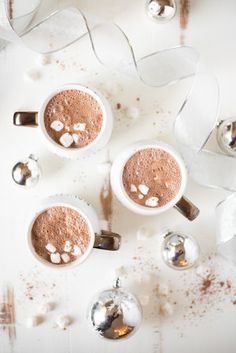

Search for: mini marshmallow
xmin=61 ymin=253 xmax=70 ymax=263
xmin=26 ymin=315 xmax=43 ymax=327
xmin=97 ymin=162 xmax=111 ymax=175
xmin=45 ymin=243 xmax=56 ymax=253
xmin=56 ymin=315 xmax=71 ymax=330
xmin=50 ymin=120 xmax=64 ymax=132
xmin=126 ymin=106 xmax=140 ymax=119
xmin=130 ymin=184 xmax=137 ymax=192
xmin=157 ymin=282 xmax=169 ymax=296
xmin=112 ymin=265 xmax=128 ymax=278
xmin=138 ymin=194 xmax=144 ymax=199
xmin=160 ymin=302 xmax=174 ymax=317
xmin=196 ymin=265 xmax=211 ymax=278
xmin=74 ymin=123 xmax=86 ymax=131
xmin=72 ymin=245 xmax=81 ymax=256
xmin=139 ymin=295 xmax=150 ymax=306
xmin=36 ymin=54 xmax=51 ymax=66
xmin=145 ymin=197 xmax=159 ymax=207
xmin=40 ymin=302 xmax=54 ymax=314
xmin=59 ymin=133 xmax=73 ymax=148
xmin=64 ymin=241 xmax=72 ymax=252
xmin=136 ymin=226 xmax=152 ymax=241
xmin=72 ymin=133 xmax=79 ymax=143
xmin=24 ymin=68 xmax=42 ymax=81
xmin=50 ymin=252 xmax=61 ymax=264
xmin=138 ymin=184 xmax=149 ymax=195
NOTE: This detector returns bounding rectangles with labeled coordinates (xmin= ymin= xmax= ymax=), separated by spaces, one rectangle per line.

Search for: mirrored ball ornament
xmin=12 ymin=154 xmax=41 ymax=187
xmin=146 ymin=0 xmax=176 ymax=23
xmin=161 ymin=231 xmax=200 ymax=270
xmin=88 ymin=281 xmax=142 ymax=340
xmin=217 ymin=118 xmax=236 ymax=157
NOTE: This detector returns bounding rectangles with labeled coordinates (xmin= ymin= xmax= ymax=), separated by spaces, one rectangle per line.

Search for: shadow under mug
xmin=27 ymin=195 xmax=121 ymax=269
xmin=110 ymin=140 xmax=200 ymax=221
xmin=13 ymin=84 xmax=113 ymax=159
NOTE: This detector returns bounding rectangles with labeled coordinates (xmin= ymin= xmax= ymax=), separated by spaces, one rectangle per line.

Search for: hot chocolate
xmin=122 ymin=148 xmax=182 ymax=208
xmin=31 ymin=206 xmax=91 ymax=265
xmin=44 ymin=89 xmax=103 ymax=149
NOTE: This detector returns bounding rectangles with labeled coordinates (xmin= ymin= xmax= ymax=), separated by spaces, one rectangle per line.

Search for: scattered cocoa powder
xmin=200 ymin=275 xmax=213 ymax=294
xmin=0 ymin=287 xmax=16 ymax=347
xmin=180 ymin=0 xmax=189 ymax=29
xmin=20 ymin=270 xmax=57 ymax=302
xmin=179 ymin=0 xmax=190 ymax=44
xmin=116 ymin=103 xmax=121 ymax=110
xmin=8 ymin=0 xmax=13 ymax=19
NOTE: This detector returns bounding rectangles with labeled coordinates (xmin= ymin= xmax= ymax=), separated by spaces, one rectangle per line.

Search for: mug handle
xmin=13 ymin=112 xmax=38 ymax=127
xmin=94 ymin=230 xmax=121 ymax=251
xmin=174 ymin=196 xmax=200 ymax=221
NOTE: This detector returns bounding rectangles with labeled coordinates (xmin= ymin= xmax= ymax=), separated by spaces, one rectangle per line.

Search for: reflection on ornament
xmin=217 ymin=118 xmax=236 ymax=157
xmin=12 ymin=154 xmax=41 ymax=187
xmin=88 ymin=279 xmax=142 ymax=340
xmin=146 ymin=0 xmax=176 ymax=23
xmin=161 ymin=231 xmax=200 ymax=270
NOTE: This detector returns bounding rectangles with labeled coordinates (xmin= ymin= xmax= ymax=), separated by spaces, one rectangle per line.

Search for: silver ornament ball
xmin=161 ymin=231 xmax=200 ymax=270
xmin=88 ymin=282 xmax=142 ymax=340
xmin=217 ymin=118 xmax=236 ymax=157
xmin=12 ymin=154 xmax=40 ymax=187
xmin=146 ymin=0 xmax=176 ymax=23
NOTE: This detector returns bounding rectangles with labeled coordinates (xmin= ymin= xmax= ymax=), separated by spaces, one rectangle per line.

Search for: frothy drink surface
xmin=122 ymin=148 xmax=182 ymax=208
xmin=44 ymin=89 xmax=103 ymax=148
xmin=31 ymin=206 xmax=91 ymax=265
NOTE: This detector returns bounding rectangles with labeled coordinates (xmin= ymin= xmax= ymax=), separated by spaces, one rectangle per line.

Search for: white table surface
xmin=1 ymin=0 xmax=236 ymax=352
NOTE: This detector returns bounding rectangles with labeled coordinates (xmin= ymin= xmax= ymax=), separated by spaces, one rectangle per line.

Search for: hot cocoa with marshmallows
xmin=31 ymin=206 xmax=90 ymax=265
xmin=44 ymin=89 xmax=103 ymax=148
xmin=122 ymin=148 xmax=182 ymax=208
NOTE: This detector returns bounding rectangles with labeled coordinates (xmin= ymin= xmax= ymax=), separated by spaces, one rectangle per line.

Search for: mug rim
xmin=111 ymin=140 xmax=187 ymax=216
xmin=38 ymin=83 xmax=109 ymax=158
xmin=27 ymin=202 xmax=95 ymax=270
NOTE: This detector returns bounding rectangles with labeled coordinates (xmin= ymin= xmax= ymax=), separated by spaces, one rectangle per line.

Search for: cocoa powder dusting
xmin=180 ymin=0 xmax=189 ymax=29
xmin=0 ymin=287 xmax=16 ymax=346
xmin=179 ymin=0 xmax=190 ymax=44
xmin=179 ymin=268 xmax=236 ymax=321
xmin=100 ymin=177 xmax=113 ymax=231
xmin=8 ymin=0 xmax=13 ymax=19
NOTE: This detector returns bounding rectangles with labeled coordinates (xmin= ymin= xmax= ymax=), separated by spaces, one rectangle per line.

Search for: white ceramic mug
xmin=13 ymin=83 xmax=113 ymax=159
xmin=110 ymin=140 xmax=199 ymax=220
xmin=26 ymin=195 xmax=121 ymax=270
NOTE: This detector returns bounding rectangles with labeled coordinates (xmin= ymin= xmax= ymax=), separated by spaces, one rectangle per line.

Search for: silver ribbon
xmin=1 ymin=1 xmax=236 ymax=262
xmin=216 ymin=194 xmax=236 ymax=265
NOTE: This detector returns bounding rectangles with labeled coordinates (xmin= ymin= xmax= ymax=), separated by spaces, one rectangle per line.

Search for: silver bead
xmin=146 ymin=0 xmax=176 ymax=23
xmin=12 ymin=154 xmax=41 ymax=187
xmin=161 ymin=231 xmax=200 ymax=270
xmin=217 ymin=118 xmax=236 ymax=157
xmin=88 ymin=280 xmax=142 ymax=340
